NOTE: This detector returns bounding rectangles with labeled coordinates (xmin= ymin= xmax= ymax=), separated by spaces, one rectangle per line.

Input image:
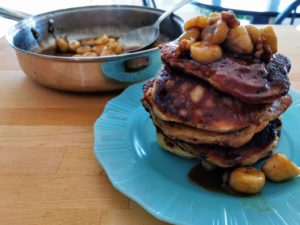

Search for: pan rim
xmin=6 ymin=5 xmax=183 ymax=62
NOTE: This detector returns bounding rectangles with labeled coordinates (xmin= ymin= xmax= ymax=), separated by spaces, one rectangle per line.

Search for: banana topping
xmin=224 ymin=26 xmax=254 ymax=54
xmin=201 ymin=20 xmax=229 ymax=44
xmin=190 ymin=42 xmax=223 ymax=64
xmin=262 ymin=153 xmax=300 ymax=182
xmin=228 ymin=167 xmax=266 ymax=194
xmin=177 ymin=11 xmax=278 ymax=64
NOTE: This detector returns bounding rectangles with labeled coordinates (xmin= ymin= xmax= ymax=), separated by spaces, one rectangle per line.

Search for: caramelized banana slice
xmin=190 ymin=42 xmax=222 ymax=64
xmin=201 ymin=20 xmax=229 ymax=44
xmin=76 ymin=46 xmax=92 ymax=55
xmin=179 ymin=28 xmax=201 ymax=42
xmin=229 ymin=167 xmax=265 ymax=194
xmin=221 ymin=10 xmax=240 ymax=28
xmin=81 ymin=38 xmax=95 ymax=46
xmin=245 ymin=25 xmax=261 ymax=44
xmin=224 ymin=26 xmax=254 ymax=54
xmin=68 ymin=40 xmax=81 ymax=52
xmin=260 ymin=26 xmax=278 ymax=54
xmin=178 ymin=39 xmax=195 ymax=53
xmin=208 ymin=12 xmax=221 ymax=24
xmin=56 ymin=38 xmax=69 ymax=52
xmin=177 ymin=28 xmax=201 ymax=56
xmin=262 ymin=153 xmax=300 ymax=182
xmin=184 ymin=16 xmax=208 ymax=31
xmin=245 ymin=25 xmax=263 ymax=58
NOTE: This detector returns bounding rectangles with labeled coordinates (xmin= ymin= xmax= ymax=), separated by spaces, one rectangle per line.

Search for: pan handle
xmin=101 ymin=50 xmax=161 ymax=83
xmin=0 ymin=7 xmax=31 ymax=21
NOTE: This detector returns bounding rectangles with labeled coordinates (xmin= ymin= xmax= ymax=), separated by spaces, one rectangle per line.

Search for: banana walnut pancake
xmin=141 ymin=11 xmax=299 ymax=195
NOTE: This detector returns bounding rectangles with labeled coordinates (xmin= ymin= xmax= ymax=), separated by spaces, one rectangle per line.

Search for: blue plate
xmin=94 ymin=83 xmax=300 ymax=225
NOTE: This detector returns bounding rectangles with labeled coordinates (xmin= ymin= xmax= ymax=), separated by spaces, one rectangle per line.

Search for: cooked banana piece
xmin=245 ymin=25 xmax=264 ymax=58
xmin=245 ymin=25 xmax=261 ymax=44
xmin=95 ymin=34 xmax=109 ymax=46
xmin=68 ymin=40 xmax=81 ymax=52
xmin=201 ymin=20 xmax=229 ymax=44
xmin=56 ymin=38 xmax=69 ymax=52
xmin=178 ymin=39 xmax=195 ymax=53
xmin=260 ymin=26 xmax=278 ymax=54
xmin=82 ymin=52 xmax=98 ymax=57
xmin=224 ymin=26 xmax=254 ymax=54
xmin=221 ymin=10 xmax=240 ymax=28
xmin=81 ymin=38 xmax=95 ymax=46
xmin=208 ymin=12 xmax=221 ymax=24
xmin=184 ymin=16 xmax=208 ymax=31
xmin=177 ymin=28 xmax=201 ymax=55
xmin=229 ymin=167 xmax=265 ymax=194
xmin=179 ymin=28 xmax=201 ymax=42
xmin=76 ymin=46 xmax=92 ymax=55
xmin=108 ymin=42 xmax=123 ymax=54
xmin=190 ymin=42 xmax=222 ymax=64
xmin=262 ymin=152 xmax=300 ymax=182
xmin=100 ymin=46 xmax=115 ymax=56
xmin=92 ymin=45 xmax=105 ymax=55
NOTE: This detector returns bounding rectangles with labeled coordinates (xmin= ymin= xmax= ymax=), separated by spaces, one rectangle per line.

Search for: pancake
xmin=142 ymin=67 xmax=292 ymax=133
xmin=143 ymin=94 xmax=289 ymax=147
xmin=145 ymin=99 xmax=256 ymax=147
xmin=157 ymin=119 xmax=281 ymax=168
xmin=160 ymin=42 xmax=291 ymax=104
xmin=156 ymin=131 xmax=195 ymax=159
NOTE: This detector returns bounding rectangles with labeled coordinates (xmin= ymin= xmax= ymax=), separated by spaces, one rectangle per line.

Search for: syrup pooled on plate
xmin=188 ymin=164 xmax=243 ymax=195
xmin=188 ymin=163 xmax=226 ymax=193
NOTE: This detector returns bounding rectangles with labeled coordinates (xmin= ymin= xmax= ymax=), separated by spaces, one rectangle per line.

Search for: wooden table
xmin=0 ymin=26 xmax=299 ymax=225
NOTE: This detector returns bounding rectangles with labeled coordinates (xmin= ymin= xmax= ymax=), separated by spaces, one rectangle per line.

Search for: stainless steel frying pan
xmin=1 ymin=5 xmax=183 ymax=92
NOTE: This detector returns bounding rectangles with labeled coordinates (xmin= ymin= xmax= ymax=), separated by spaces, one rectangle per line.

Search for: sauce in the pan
xmin=39 ymin=35 xmax=123 ymax=57
xmin=40 ymin=46 xmax=74 ymax=57
xmin=38 ymin=35 xmax=168 ymax=57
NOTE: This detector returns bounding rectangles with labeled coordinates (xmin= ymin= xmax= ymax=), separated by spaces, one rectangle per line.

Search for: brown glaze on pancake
xmin=142 ymin=67 xmax=291 ymax=132
xmin=157 ymin=119 xmax=281 ymax=168
xmin=160 ymin=42 xmax=290 ymax=104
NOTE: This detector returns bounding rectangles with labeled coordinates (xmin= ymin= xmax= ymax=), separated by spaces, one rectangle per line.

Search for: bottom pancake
xmin=156 ymin=119 xmax=281 ymax=168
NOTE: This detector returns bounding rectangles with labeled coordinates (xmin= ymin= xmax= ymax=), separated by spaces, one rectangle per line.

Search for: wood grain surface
xmin=0 ymin=25 xmax=299 ymax=225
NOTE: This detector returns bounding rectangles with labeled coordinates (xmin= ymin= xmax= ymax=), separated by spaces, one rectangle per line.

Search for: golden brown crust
xmin=142 ymin=67 xmax=292 ymax=133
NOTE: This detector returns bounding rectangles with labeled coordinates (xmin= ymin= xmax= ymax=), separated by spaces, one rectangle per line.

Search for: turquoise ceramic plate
xmin=94 ymin=83 xmax=300 ymax=225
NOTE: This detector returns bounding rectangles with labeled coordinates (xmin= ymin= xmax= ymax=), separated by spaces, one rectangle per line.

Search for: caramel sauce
xmin=188 ymin=163 xmax=226 ymax=193
xmin=40 ymin=46 xmax=74 ymax=57
xmin=188 ymin=163 xmax=246 ymax=196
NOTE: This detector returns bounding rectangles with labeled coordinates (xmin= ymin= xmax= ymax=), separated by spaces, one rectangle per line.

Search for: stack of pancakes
xmin=142 ymin=42 xmax=292 ymax=168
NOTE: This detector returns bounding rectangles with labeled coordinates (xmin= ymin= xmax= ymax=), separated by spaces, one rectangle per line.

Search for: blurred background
xmin=1 ymin=0 xmax=300 ymax=37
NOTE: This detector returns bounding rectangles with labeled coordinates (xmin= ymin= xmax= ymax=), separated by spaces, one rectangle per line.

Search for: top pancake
xmin=160 ymin=42 xmax=291 ymax=104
